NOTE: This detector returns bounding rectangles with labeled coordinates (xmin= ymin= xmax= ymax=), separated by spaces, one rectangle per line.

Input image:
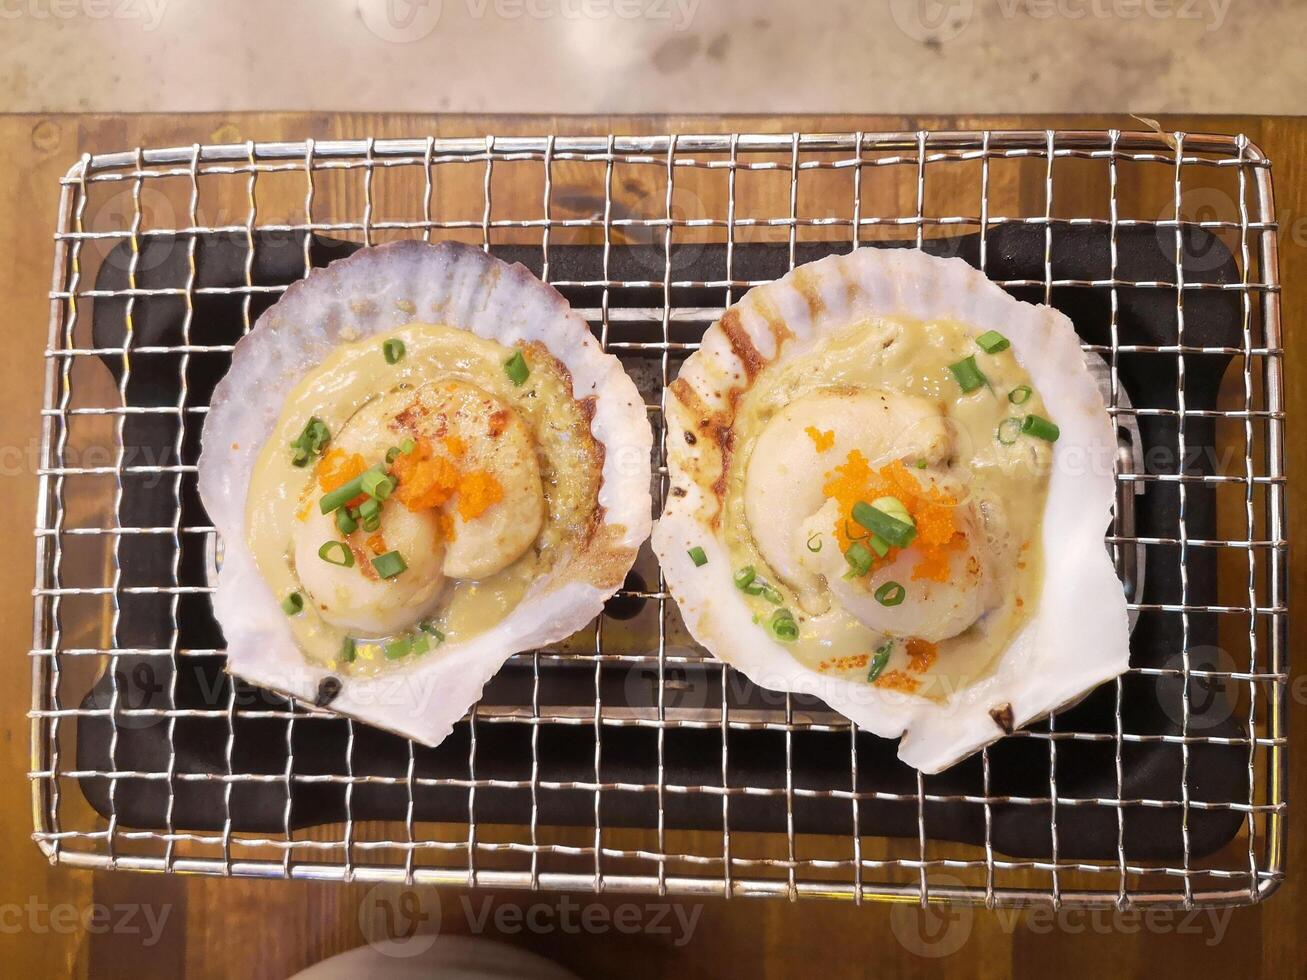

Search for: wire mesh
xmin=30 ymin=130 xmax=1286 ymax=909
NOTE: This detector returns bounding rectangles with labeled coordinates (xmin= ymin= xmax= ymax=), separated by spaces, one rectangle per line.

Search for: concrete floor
xmin=0 ymin=0 xmax=1302 ymax=115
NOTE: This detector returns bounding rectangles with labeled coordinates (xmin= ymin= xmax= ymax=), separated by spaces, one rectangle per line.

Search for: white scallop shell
xmin=199 ymin=241 xmax=652 ymax=746
xmin=651 ymin=247 xmax=1129 ymax=773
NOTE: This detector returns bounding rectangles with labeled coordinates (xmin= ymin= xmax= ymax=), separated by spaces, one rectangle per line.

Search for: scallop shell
xmin=651 ymin=247 xmax=1129 ymax=773
xmin=199 ymin=241 xmax=652 ymax=746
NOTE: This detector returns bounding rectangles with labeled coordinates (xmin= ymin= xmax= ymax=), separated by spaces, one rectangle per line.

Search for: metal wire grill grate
xmin=30 ymin=130 xmax=1286 ymax=909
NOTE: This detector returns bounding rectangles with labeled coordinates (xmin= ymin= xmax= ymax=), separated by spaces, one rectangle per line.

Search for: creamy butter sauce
xmin=246 ymin=323 xmax=600 ymax=675
xmin=722 ymin=315 xmax=1051 ymax=699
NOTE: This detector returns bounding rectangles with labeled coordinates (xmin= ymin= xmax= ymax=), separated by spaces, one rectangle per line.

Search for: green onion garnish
xmin=844 ymin=541 xmax=874 ymax=577
xmin=852 ymin=500 xmax=917 ymax=550
xmin=418 ymin=620 xmax=445 ymax=642
xmin=868 ymin=534 xmax=890 ymax=558
xmin=371 ymin=550 xmax=407 ymax=579
xmin=385 ymin=447 xmax=401 ymax=464
xmin=383 ymin=338 xmax=406 ymax=364
xmin=976 ymin=330 xmax=1010 ymax=353
xmin=384 ymin=637 xmax=412 ymax=660
xmin=867 ymin=640 xmax=893 ymax=682
xmin=1008 ymin=385 xmax=1033 ymax=405
xmin=688 ymin=546 xmax=708 ymax=567
xmin=400 ymin=437 xmax=416 ymax=455
xmin=768 ymin=608 xmax=799 ymax=643
xmin=318 ymin=541 xmax=354 ymax=567
xmin=733 ymin=566 xmax=757 ymax=591
xmin=358 ymin=498 xmax=381 ymax=521
xmin=1021 ymin=414 xmax=1060 ymax=442
xmin=916 ymin=458 xmax=927 ymax=469
xmin=948 ymin=355 xmax=987 ymax=393
xmin=411 ymin=633 xmax=430 ymax=656
xmin=806 ymin=533 xmax=822 ymax=553
xmin=361 ymin=514 xmax=381 ymax=533
xmin=844 ymin=519 xmax=869 ymax=542
xmin=281 ymin=592 xmax=303 ymax=615
xmin=360 ymin=469 xmax=394 ymax=500
xmin=874 ymin=581 xmax=906 ymax=607
xmin=341 ymin=637 xmax=357 ymax=664
xmin=504 ymin=350 xmax=529 ymax=386
xmin=997 ymin=417 xmax=1022 ymax=446
xmin=289 ymin=417 xmax=331 ymax=466
xmin=319 ymin=466 xmax=384 ymax=514
xmin=758 ymin=583 xmax=784 ymax=605
xmin=335 ymin=508 xmax=358 ymax=535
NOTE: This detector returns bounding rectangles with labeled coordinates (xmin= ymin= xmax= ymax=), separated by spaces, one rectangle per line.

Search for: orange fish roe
xmin=365 ymin=531 xmax=388 ymax=556
xmin=391 ymin=436 xmax=504 ymax=523
xmin=905 ymin=638 xmax=938 ymax=674
xmin=817 ymin=653 xmax=871 ymax=673
xmin=316 ymin=449 xmax=370 ymax=508
xmin=443 ymin=435 xmax=467 ymax=457
xmin=873 ymin=669 xmax=920 ymax=694
xmin=804 ymin=426 xmax=835 ymax=453
xmin=455 ymin=471 xmax=504 ymax=521
xmin=822 ymin=451 xmax=966 ymax=583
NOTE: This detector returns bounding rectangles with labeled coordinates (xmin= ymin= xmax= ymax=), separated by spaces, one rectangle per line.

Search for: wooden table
xmin=0 ymin=113 xmax=1300 ymax=979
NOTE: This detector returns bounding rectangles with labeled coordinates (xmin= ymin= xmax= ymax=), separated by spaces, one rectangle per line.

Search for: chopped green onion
xmin=916 ymin=458 xmax=927 ymax=469
xmin=688 ymin=546 xmax=708 ymax=567
xmin=868 ymin=534 xmax=890 ymax=558
xmin=948 ymin=355 xmax=987 ymax=393
xmin=318 ymin=540 xmax=354 ymax=567
xmin=976 ymin=330 xmax=1010 ymax=353
xmin=400 ymin=437 xmax=416 ymax=455
xmin=806 ymin=533 xmax=823 ymax=553
xmin=384 ymin=637 xmax=412 ymax=660
xmin=874 ymin=581 xmax=906 ymax=607
xmin=844 ymin=519 xmax=869 ymax=542
xmin=335 ymin=508 xmax=358 ymax=535
xmin=382 ymin=338 xmax=406 ymax=364
xmin=1008 ymin=385 xmax=1033 ymax=405
xmin=1021 ymin=414 xmax=1060 ymax=442
xmin=852 ymin=500 xmax=917 ymax=550
xmin=733 ymin=566 xmax=757 ymax=591
xmin=358 ymin=498 xmax=381 ymax=521
xmin=290 ymin=417 xmax=331 ymax=465
xmin=758 ymin=583 xmax=784 ymax=605
xmin=411 ymin=633 xmax=430 ymax=656
xmin=341 ymin=637 xmax=357 ymax=664
xmin=504 ymin=350 xmax=530 ymax=386
xmin=870 ymin=496 xmax=911 ymax=523
xmin=360 ymin=469 xmax=394 ymax=500
xmin=319 ymin=466 xmax=384 ymax=514
xmin=371 ymin=550 xmax=407 ymax=579
xmin=418 ymin=620 xmax=445 ymax=642
xmin=867 ymin=640 xmax=893 ymax=682
xmin=844 ymin=541 xmax=874 ymax=578
xmin=281 ymin=592 xmax=304 ymax=615
xmin=997 ymin=417 xmax=1022 ymax=446
xmin=768 ymin=608 xmax=799 ymax=643
xmin=385 ymin=447 xmax=401 ymax=464
xmin=361 ymin=514 xmax=381 ymax=533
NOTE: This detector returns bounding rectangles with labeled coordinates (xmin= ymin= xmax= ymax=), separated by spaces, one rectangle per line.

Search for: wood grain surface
xmin=0 ymin=113 xmax=1300 ymax=979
